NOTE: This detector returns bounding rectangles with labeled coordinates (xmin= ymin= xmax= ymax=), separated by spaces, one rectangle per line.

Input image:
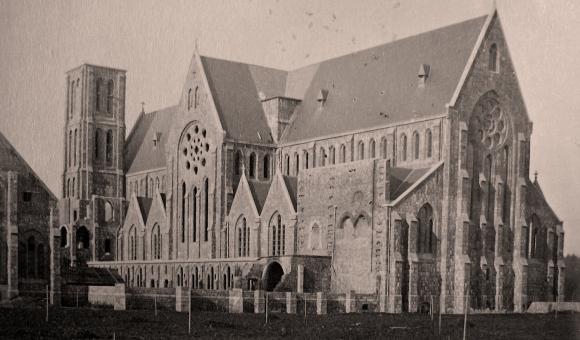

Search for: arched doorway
xmin=264 ymin=262 xmax=284 ymax=291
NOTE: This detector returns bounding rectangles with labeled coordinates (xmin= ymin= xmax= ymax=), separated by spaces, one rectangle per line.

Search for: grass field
xmin=0 ymin=301 xmax=578 ymax=339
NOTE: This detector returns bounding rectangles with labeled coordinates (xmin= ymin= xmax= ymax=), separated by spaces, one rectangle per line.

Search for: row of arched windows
xmin=94 ymin=128 xmax=114 ymax=165
xmin=95 ymin=78 xmax=114 ymax=114
xmin=281 ymin=130 xmax=433 ymax=176
xmin=234 ymin=151 xmax=271 ymax=180
xmin=128 ymin=175 xmax=165 ymax=198
xmin=187 ymin=87 xmax=200 ymax=110
xmin=399 ymin=129 xmax=433 ymax=162
xmin=179 ymin=178 xmax=210 ymax=244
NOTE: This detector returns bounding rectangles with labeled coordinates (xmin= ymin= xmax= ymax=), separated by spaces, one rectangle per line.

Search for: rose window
xmin=471 ymin=98 xmax=507 ymax=150
xmin=181 ymin=124 xmax=209 ymax=174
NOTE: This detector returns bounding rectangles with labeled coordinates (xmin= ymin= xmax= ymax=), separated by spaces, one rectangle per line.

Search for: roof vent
xmin=153 ymin=132 xmax=162 ymax=147
xmin=418 ymin=64 xmax=430 ymax=87
xmin=317 ymin=89 xmax=329 ymax=109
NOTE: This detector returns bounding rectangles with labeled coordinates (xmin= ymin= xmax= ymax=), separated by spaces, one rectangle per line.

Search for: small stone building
xmin=0 ymin=132 xmax=58 ymax=299
xmin=59 ymin=8 xmax=565 ymax=313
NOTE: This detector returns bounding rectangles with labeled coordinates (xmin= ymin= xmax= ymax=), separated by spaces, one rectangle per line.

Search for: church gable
xmin=144 ymin=188 xmax=167 ymax=232
xmin=228 ymin=172 xmax=260 ymax=221
xmin=122 ymin=191 xmax=147 ymax=235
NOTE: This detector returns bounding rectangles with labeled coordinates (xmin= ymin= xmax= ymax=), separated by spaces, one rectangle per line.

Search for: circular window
xmin=181 ymin=123 xmax=209 ymax=172
xmin=471 ymin=98 xmax=508 ymax=151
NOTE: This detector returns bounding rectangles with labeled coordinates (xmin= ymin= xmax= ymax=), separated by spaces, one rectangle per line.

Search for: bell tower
xmin=63 ymin=64 xmax=126 ymax=200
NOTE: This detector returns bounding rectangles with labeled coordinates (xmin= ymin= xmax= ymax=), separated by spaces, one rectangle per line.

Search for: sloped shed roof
xmin=62 ymin=267 xmax=123 ymax=286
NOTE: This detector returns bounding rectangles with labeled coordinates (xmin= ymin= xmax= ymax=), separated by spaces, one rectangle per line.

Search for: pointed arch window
xmin=304 ymin=151 xmax=309 ymax=169
xmin=270 ymin=214 xmax=285 ymax=256
xmin=188 ymin=88 xmax=192 ymax=110
xmin=413 ymin=132 xmax=420 ymax=159
xmin=319 ymin=148 xmax=326 ymax=167
xmin=426 ymin=129 xmax=432 ymax=158
xmin=60 ymin=227 xmax=68 ymax=247
xmin=70 ymin=81 xmax=75 ymax=118
xmin=72 ymin=178 xmax=75 ymax=197
xmin=417 ymin=204 xmax=434 ymax=254
xmin=95 ymin=129 xmax=101 ymax=161
xmin=68 ymin=130 xmax=72 ymax=168
xmin=249 ymin=153 xmax=256 ymax=178
xmin=284 ymin=153 xmax=290 ymax=175
xmin=381 ymin=138 xmax=388 ymax=159
xmin=204 ymin=178 xmax=209 ymax=242
xmin=370 ymin=140 xmax=376 ymax=158
xmin=129 ymin=226 xmax=137 ymax=260
xmin=149 ymin=178 xmax=153 ymax=197
xmin=107 ymin=80 xmax=114 ymax=114
xmin=235 ymin=151 xmax=243 ymax=176
xmin=340 ymin=144 xmax=346 ymax=163
xmin=106 ymin=130 xmax=113 ymax=165
xmin=74 ymin=129 xmax=77 ymax=166
xmin=358 ymin=141 xmax=365 ymax=160
xmin=152 ymin=224 xmax=161 ymax=259
xmin=96 ymin=78 xmax=102 ymax=111
xmin=401 ymin=134 xmax=407 ymax=161
xmin=329 ymin=146 xmax=335 ymax=165
xmin=181 ymin=182 xmax=186 ymax=243
xmin=237 ymin=216 xmax=249 ymax=257
xmin=192 ymin=187 xmax=197 ymax=242
xmin=194 ymin=87 xmax=199 ymax=109
xmin=294 ymin=153 xmax=299 ymax=175
xmin=263 ymin=154 xmax=270 ymax=179
xmin=489 ymin=43 xmax=498 ymax=72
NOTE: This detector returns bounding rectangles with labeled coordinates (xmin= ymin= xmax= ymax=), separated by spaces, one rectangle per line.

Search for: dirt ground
xmin=1 ymin=298 xmax=579 ymax=339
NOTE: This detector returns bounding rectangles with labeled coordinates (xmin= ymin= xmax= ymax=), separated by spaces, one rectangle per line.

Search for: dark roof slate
xmin=62 ymin=267 xmax=123 ymax=286
xmin=246 ymin=180 xmax=271 ymax=214
xmin=200 ymin=56 xmax=287 ymax=143
xmin=280 ymin=15 xmax=487 ymax=144
xmin=136 ymin=197 xmax=153 ymax=224
xmin=125 ymin=106 xmax=177 ymax=174
xmin=282 ymin=175 xmax=298 ymax=211
xmin=390 ymin=167 xmax=431 ymax=200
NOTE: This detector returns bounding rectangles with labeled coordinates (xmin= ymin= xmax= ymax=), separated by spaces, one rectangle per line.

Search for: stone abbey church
xmin=55 ymin=9 xmax=565 ymax=314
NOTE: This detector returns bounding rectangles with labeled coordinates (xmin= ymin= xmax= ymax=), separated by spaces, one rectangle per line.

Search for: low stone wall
xmin=126 ymin=287 xmax=175 ymax=311
xmin=527 ymin=302 xmax=580 ymax=313
xmin=88 ymin=285 xmax=119 ymax=307
xmin=327 ymin=293 xmax=346 ymax=314
xmin=61 ymin=285 xmax=89 ymax=307
xmin=18 ymin=279 xmax=49 ymax=298
xmin=191 ymin=289 xmax=229 ymax=312
xmin=240 ymin=290 xmax=253 ymax=313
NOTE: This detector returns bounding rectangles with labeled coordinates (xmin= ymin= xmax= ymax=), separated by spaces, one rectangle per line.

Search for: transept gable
xmin=122 ymin=190 xmax=147 ymax=235
xmin=228 ymin=171 xmax=260 ymax=221
xmin=453 ymin=9 xmax=531 ymax=137
xmin=144 ymin=187 xmax=167 ymax=233
xmin=261 ymin=171 xmax=297 ymax=217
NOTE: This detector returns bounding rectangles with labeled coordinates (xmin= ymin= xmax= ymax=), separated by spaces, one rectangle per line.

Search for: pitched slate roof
xmin=125 ymin=106 xmax=177 ymax=174
xmin=200 ymin=56 xmax=287 ymax=143
xmin=62 ymin=267 xmax=123 ymax=286
xmin=0 ymin=131 xmax=57 ymax=202
xmin=280 ymin=15 xmax=488 ymax=144
xmin=282 ymin=175 xmax=298 ymax=211
xmin=246 ymin=180 xmax=271 ymax=214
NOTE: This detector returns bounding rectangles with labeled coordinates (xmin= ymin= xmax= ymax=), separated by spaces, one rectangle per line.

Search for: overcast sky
xmin=1 ymin=0 xmax=578 ymax=255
